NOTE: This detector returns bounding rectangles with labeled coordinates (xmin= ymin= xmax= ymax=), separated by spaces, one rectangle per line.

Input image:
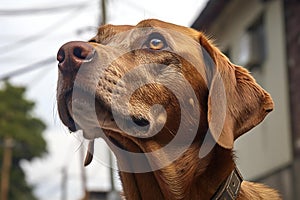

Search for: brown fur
xmin=57 ymin=19 xmax=281 ymax=199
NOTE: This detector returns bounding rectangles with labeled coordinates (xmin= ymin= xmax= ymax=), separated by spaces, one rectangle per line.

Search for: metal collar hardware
xmin=212 ymin=168 xmax=243 ymax=200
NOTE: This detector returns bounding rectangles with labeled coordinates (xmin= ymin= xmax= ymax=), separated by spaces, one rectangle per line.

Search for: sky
xmin=0 ymin=0 xmax=208 ymax=199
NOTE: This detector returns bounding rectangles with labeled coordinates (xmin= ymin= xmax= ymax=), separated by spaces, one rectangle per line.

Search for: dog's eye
xmin=149 ymin=38 xmax=165 ymax=50
xmin=146 ymin=33 xmax=167 ymax=50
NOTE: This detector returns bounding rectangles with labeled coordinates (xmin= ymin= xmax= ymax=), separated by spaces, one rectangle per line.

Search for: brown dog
xmin=56 ymin=19 xmax=281 ymax=199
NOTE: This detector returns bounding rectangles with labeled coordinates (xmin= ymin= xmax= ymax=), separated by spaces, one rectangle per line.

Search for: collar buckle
xmin=212 ymin=168 xmax=243 ymax=200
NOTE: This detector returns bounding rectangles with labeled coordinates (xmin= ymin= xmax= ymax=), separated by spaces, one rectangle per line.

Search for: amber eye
xmin=149 ymin=38 xmax=165 ymax=50
xmin=146 ymin=32 xmax=167 ymax=50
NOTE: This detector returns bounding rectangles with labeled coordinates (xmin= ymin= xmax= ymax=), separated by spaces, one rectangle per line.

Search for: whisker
xmin=75 ymin=140 xmax=85 ymax=153
xmin=164 ymin=126 xmax=175 ymax=137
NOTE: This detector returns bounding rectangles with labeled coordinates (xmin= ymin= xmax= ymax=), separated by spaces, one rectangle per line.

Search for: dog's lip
xmin=59 ymin=86 xmax=100 ymax=132
xmin=60 ymin=86 xmax=120 ymax=135
xmin=58 ymin=88 xmax=77 ymax=132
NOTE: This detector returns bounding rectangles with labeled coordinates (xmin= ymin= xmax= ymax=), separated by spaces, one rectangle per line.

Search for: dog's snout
xmin=57 ymin=41 xmax=95 ymax=73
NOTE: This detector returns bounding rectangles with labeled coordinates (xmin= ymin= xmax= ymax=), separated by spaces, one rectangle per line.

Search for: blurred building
xmin=192 ymin=0 xmax=300 ymax=199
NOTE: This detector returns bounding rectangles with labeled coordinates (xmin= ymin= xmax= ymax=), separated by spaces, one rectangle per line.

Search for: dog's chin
xmin=106 ymin=132 xmax=129 ymax=151
xmin=104 ymin=129 xmax=145 ymax=154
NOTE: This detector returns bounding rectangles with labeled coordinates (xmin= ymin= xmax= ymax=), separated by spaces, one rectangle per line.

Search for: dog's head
xmin=57 ymin=19 xmax=273 ymax=169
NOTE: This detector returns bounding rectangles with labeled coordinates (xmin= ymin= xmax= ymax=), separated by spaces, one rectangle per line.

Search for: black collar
xmin=211 ymin=168 xmax=243 ymax=200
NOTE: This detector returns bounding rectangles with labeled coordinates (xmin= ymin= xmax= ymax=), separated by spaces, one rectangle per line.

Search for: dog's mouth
xmin=57 ymin=83 xmax=154 ymax=156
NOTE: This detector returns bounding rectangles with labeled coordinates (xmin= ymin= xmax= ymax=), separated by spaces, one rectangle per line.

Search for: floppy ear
xmin=199 ymin=35 xmax=274 ymax=149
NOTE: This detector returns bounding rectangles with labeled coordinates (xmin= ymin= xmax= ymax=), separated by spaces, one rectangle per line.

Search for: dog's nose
xmin=57 ymin=41 xmax=95 ymax=73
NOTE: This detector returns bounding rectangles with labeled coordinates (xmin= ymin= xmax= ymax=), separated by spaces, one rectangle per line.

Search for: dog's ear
xmin=199 ymin=34 xmax=274 ymax=149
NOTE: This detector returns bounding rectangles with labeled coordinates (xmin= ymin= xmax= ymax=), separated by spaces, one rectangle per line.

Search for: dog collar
xmin=211 ymin=168 xmax=243 ymax=200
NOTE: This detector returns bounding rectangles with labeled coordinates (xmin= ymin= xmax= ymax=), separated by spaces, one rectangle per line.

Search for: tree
xmin=0 ymin=81 xmax=47 ymax=200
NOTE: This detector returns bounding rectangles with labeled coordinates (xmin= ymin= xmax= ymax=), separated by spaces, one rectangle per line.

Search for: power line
xmin=0 ymin=4 xmax=93 ymax=55
xmin=0 ymin=3 xmax=90 ymax=16
xmin=28 ymin=67 xmax=55 ymax=90
xmin=0 ymin=56 xmax=56 ymax=81
xmin=120 ymin=0 xmax=158 ymax=17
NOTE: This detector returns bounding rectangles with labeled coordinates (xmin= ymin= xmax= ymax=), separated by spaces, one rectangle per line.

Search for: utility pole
xmin=61 ymin=167 xmax=67 ymax=200
xmin=100 ymin=0 xmax=107 ymax=25
xmin=99 ymin=1 xmax=119 ymax=198
xmin=80 ymin=146 xmax=88 ymax=200
xmin=109 ymin=150 xmax=115 ymax=191
xmin=98 ymin=1 xmax=119 ymax=198
xmin=0 ymin=137 xmax=14 ymax=200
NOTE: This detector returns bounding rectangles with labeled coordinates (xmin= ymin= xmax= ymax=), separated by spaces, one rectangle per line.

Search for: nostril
xmin=73 ymin=47 xmax=85 ymax=59
xmin=73 ymin=45 xmax=95 ymax=62
xmin=131 ymin=116 xmax=150 ymax=127
xmin=57 ymin=49 xmax=65 ymax=63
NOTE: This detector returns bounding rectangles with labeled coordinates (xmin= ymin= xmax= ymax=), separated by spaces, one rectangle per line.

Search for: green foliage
xmin=0 ymin=81 xmax=47 ymax=200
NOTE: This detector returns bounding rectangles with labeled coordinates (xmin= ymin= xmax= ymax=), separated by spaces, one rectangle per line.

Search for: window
xmin=238 ymin=15 xmax=266 ymax=71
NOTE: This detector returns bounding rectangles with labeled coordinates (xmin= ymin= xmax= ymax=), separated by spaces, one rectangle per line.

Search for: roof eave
xmin=191 ymin=0 xmax=232 ymax=30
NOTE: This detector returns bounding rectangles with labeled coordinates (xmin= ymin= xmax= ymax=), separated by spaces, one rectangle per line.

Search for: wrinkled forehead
xmin=93 ymin=24 xmax=134 ymax=43
xmin=93 ymin=19 xmax=200 ymax=47
xmin=136 ymin=19 xmax=200 ymax=40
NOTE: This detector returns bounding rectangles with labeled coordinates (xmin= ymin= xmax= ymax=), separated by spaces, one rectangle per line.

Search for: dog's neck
xmin=118 ymin=144 xmax=236 ymax=200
